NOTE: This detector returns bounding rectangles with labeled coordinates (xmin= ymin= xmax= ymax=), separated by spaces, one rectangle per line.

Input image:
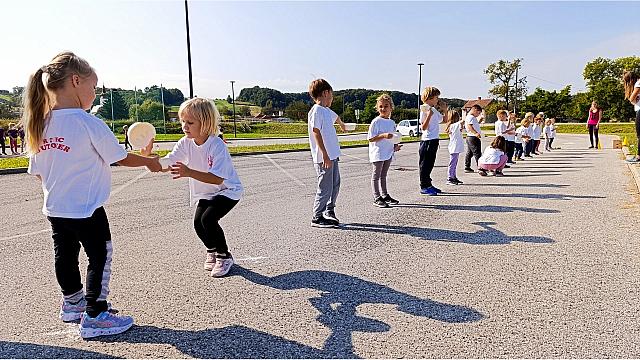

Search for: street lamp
xmin=184 ymin=0 xmax=194 ymax=99
xmin=417 ymin=62 xmax=424 ymax=137
xmin=231 ymin=81 xmax=237 ymax=138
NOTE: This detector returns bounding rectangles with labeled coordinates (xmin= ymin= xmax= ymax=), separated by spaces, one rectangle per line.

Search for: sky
xmin=1 ymin=1 xmax=639 ymax=100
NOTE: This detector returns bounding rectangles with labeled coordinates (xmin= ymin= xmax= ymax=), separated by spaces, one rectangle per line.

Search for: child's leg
xmin=419 ymin=141 xmax=429 ymax=187
xmin=549 ymin=137 xmax=554 ymax=148
xmin=194 ymin=196 xmax=239 ymax=256
xmin=371 ymin=161 xmax=383 ymax=199
xmin=423 ymin=139 xmax=439 ymax=187
xmin=471 ymin=137 xmax=482 ymax=164
xmin=76 ymin=207 xmax=112 ymax=317
xmin=496 ymin=155 xmax=508 ymax=171
xmin=326 ymin=159 xmax=341 ymax=213
xmin=48 ymin=216 xmax=85 ymax=304
xmin=506 ymin=141 xmax=515 ymax=162
xmin=464 ymin=138 xmax=473 ymax=169
xmin=448 ymin=153 xmax=459 ymax=179
xmin=379 ymin=158 xmax=392 ymax=197
xmin=313 ymin=161 xmax=336 ymax=218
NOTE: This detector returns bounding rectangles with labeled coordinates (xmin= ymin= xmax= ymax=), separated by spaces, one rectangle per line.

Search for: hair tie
xmin=41 ymin=71 xmax=49 ymax=87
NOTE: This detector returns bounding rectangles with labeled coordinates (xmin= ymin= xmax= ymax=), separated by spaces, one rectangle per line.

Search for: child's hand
xmin=385 ymin=133 xmax=393 ymax=139
xmin=170 ymin=161 xmax=192 ymax=179
xmin=339 ymin=122 xmax=346 ymax=132
xmin=394 ymin=144 xmax=402 ymax=152
xmin=322 ymin=153 xmax=332 ymax=169
xmin=140 ymin=138 xmax=155 ymax=157
xmin=146 ymin=157 xmax=162 ymax=173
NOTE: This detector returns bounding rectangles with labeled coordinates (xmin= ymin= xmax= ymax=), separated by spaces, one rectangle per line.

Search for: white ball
xmin=127 ymin=122 xmax=156 ymax=149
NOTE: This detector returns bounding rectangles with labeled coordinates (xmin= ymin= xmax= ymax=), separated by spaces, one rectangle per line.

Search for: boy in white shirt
xmin=464 ymin=104 xmax=483 ymax=173
xmin=494 ymin=110 xmax=514 ymax=168
xmin=308 ymin=79 xmax=347 ymax=227
xmin=419 ymin=87 xmax=444 ymax=196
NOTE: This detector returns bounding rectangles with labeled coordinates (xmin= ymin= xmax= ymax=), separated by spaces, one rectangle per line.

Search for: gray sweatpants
xmin=371 ymin=159 xmax=392 ymax=199
xmin=313 ymin=159 xmax=340 ymax=218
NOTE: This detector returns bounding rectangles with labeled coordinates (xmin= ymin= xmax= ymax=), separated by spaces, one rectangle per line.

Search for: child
xmin=445 ymin=110 xmax=464 ymax=185
xmin=550 ymin=118 xmax=557 ymax=149
xmin=464 ymin=104 xmax=483 ymax=173
xmin=0 ymin=125 xmax=6 ymax=155
xmin=368 ymin=94 xmax=401 ymax=208
xmin=523 ymin=112 xmax=535 ymax=157
xmin=494 ymin=110 xmax=514 ymax=168
xmin=478 ymin=135 xmax=508 ymax=177
xmin=419 ymin=87 xmax=444 ymax=196
xmin=7 ymin=123 xmax=19 ymax=155
xmin=506 ymin=112 xmax=517 ymax=163
xmin=163 ymin=98 xmax=243 ymax=278
xmin=22 ymin=51 xmax=161 ymax=338
xmin=515 ymin=118 xmax=531 ymax=161
xmin=544 ymin=118 xmax=554 ymax=151
xmin=532 ymin=115 xmax=543 ymax=155
xmin=123 ymin=125 xmax=133 ymax=150
xmin=307 ymin=79 xmax=347 ymax=227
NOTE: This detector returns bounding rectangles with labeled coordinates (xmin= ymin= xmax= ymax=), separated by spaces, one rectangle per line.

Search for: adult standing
xmin=623 ymin=71 xmax=640 ymax=162
xmin=0 ymin=125 xmax=6 ymax=155
xmin=464 ymin=104 xmax=483 ymax=173
xmin=586 ymin=101 xmax=602 ymax=149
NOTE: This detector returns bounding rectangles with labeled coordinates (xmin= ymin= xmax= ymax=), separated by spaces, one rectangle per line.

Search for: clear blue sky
xmin=1 ymin=1 xmax=638 ymax=100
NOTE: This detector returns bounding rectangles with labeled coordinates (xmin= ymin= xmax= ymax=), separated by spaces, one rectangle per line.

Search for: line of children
xmin=368 ymin=94 xmax=401 ymax=208
xmin=23 ymin=52 xmax=162 ymax=339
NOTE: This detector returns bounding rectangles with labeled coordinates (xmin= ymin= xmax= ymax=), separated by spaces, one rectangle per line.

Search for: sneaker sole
xmin=60 ymin=311 xmax=83 ymax=322
xmin=79 ymin=321 xmax=134 ymax=339
xmin=210 ymin=264 xmax=234 ymax=277
xmin=374 ymin=203 xmax=389 ymax=208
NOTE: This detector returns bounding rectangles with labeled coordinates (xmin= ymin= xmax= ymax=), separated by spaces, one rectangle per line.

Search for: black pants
xmin=47 ymin=207 xmax=111 ymax=317
xmin=515 ymin=143 xmax=524 ymax=158
xmin=588 ymin=124 xmax=599 ymax=147
xmin=194 ymin=195 xmax=239 ymax=255
xmin=636 ymin=110 xmax=640 ymax=151
xmin=524 ymin=140 xmax=533 ymax=156
xmin=506 ymin=140 xmax=515 ymax=162
xmin=465 ymin=136 xmax=482 ymax=169
xmin=0 ymin=137 xmax=5 ymax=154
xmin=419 ymin=139 xmax=439 ymax=189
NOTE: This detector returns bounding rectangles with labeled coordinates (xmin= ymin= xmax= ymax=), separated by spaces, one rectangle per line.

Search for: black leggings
xmin=194 ymin=195 xmax=239 ymax=255
xmin=635 ymin=110 xmax=640 ymax=151
xmin=588 ymin=124 xmax=599 ymax=147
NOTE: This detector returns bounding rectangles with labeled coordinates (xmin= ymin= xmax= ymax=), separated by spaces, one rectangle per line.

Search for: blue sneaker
xmin=420 ymin=187 xmax=438 ymax=196
xmin=429 ymin=186 xmax=442 ymax=194
xmin=79 ymin=311 xmax=134 ymax=339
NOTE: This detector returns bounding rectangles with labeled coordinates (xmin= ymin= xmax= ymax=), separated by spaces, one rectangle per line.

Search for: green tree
xmin=361 ymin=92 xmax=383 ymax=123
xmin=520 ymin=86 xmax=573 ymax=119
xmin=583 ymin=56 xmax=640 ymax=121
xmin=565 ymin=91 xmax=592 ymax=121
xmin=138 ymin=100 xmax=165 ymax=121
xmin=285 ymin=100 xmax=311 ymax=121
xmin=129 ymin=103 xmax=140 ymax=120
xmin=485 ymin=58 xmax=527 ymax=111
xmin=97 ymin=89 xmax=129 ymax=120
xmin=330 ymin=95 xmax=344 ymax=117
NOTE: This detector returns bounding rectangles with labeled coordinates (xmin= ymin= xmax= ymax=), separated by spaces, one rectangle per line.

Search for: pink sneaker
xmin=204 ymin=252 xmax=216 ymax=271
xmin=210 ymin=255 xmax=234 ymax=277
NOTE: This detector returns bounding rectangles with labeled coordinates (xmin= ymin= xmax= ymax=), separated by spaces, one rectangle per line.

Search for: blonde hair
xmin=21 ymin=51 xmax=94 ymax=154
xmin=376 ymin=93 xmax=394 ymax=110
xmin=444 ymin=110 xmax=461 ymax=133
xmin=545 ymin=119 xmax=552 ymax=126
xmin=178 ymin=98 xmax=220 ymax=137
xmin=623 ymin=70 xmax=640 ymax=100
xmin=521 ymin=119 xmax=531 ymax=127
xmin=421 ymin=86 xmax=441 ymax=103
xmin=524 ymin=112 xmax=534 ymax=122
xmin=496 ymin=109 xmax=508 ymax=117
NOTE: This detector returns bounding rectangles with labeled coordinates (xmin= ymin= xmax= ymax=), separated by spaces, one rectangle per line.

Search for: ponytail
xmin=21 ymin=67 xmax=50 ymax=154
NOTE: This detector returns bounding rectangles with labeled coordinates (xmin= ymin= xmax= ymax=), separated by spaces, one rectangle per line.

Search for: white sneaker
xmin=210 ymin=255 xmax=234 ymax=277
xmin=204 ymin=252 xmax=216 ymax=271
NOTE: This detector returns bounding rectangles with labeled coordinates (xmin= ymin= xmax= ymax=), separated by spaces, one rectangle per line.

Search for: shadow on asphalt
xmin=393 ymin=203 xmax=560 ymax=214
xmin=441 ymin=192 xmax=604 ymax=200
xmin=468 ymin=183 xmax=570 ymax=188
xmin=341 ymin=221 xmax=555 ymax=245
xmin=92 ymin=267 xmax=483 ymax=358
xmin=0 ymin=341 xmax=117 ymax=359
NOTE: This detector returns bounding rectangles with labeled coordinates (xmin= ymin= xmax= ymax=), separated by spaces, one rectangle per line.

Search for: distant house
xmin=462 ymin=97 xmax=493 ymax=119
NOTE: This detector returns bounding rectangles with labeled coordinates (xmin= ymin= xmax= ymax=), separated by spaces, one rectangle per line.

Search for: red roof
xmin=463 ymin=98 xmax=493 ymax=109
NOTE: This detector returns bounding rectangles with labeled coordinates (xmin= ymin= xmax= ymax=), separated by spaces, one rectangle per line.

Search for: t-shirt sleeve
xmin=85 ymin=115 xmax=128 ymax=164
xmin=27 ymin=154 xmax=39 ymax=176
xmin=327 ymin=108 xmax=339 ymax=124
xmin=635 ymin=80 xmax=640 ymax=89
xmin=368 ymin=120 xmax=378 ymax=139
xmin=208 ymin=140 xmax=235 ymax=180
xmin=164 ymin=137 xmax=189 ymax=166
xmin=309 ymin=108 xmax=323 ymax=131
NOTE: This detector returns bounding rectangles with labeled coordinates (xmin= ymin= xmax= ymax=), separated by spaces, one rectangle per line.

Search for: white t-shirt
xmin=368 ymin=116 xmax=396 ymax=162
xmin=420 ymin=105 xmax=441 ymax=141
xmin=448 ymin=121 xmax=465 ymax=154
xmin=308 ymin=104 xmax=341 ymax=163
xmin=164 ymin=135 xmax=243 ymax=205
xmin=465 ymin=114 xmax=482 ymax=137
xmin=634 ymin=80 xmax=640 ymax=112
xmin=550 ymin=124 xmax=557 ymax=138
xmin=532 ymin=124 xmax=542 ymax=140
xmin=543 ymin=125 xmax=552 ymax=138
xmin=479 ymin=146 xmax=505 ymax=165
xmin=515 ymin=126 xmax=527 ymax=144
xmin=28 ymin=109 xmax=128 ymax=218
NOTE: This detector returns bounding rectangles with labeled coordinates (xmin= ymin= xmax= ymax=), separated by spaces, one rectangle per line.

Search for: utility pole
xmin=185 ymin=0 xmax=194 ymax=98
xmin=417 ymin=63 xmax=424 ymax=137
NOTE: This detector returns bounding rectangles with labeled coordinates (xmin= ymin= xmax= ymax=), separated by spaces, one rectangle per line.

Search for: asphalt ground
xmin=1 ymin=134 xmax=640 ymax=358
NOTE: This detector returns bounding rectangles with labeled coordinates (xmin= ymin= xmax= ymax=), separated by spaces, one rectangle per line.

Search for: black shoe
xmin=507 ymin=160 xmax=515 ymax=164
xmin=454 ymin=178 xmax=464 ymax=184
xmin=504 ymin=164 xmax=511 ymax=168
xmin=381 ymin=194 xmax=399 ymax=205
xmin=311 ymin=216 xmax=337 ymax=228
xmin=478 ymin=169 xmax=488 ymax=176
xmin=464 ymin=168 xmax=474 ymax=173
xmin=323 ymin=210 xmax=340 ymax=224
xmin=374 ymin=197 xmax=389 ymax=208
xmin=588 ymin=146 xmax=594 ymax=149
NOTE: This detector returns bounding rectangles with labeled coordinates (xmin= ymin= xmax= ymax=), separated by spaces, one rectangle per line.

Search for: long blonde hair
xmin=623 ymin=70 xmax=639 ymax=101
xmin=178 ymin=98 xmax=220 ymax=137
xmin=21 ymin=51 xmax=94 ymax=154
xmin=444 ymin=110 xmax=461 ymax=133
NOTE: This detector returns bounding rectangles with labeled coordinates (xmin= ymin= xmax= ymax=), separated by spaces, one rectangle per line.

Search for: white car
xmin=396 ymin=119 xmax=419 ymax=137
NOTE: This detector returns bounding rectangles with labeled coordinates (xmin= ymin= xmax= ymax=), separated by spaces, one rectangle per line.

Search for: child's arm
xmin=312 ymin=128 xmax=332 ymax=169
xmin=420 ymin=109 xmax=433 ymax=131
xmin=369 ymin=133 xmax=393 ymax=142
xmin=466 ymin=122 xmax=481 ymax=138
xmin=335 ymin=116 xmax=347 ymax=132
xmin=629 ymin=88 xmax=640 ymax=106
xmin=117 ymin=139 xmax=162 ymax=172
xmin=170 ymin=162 xmax=223 ymax=184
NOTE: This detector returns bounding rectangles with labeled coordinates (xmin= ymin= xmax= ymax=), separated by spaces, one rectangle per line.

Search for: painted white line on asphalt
xmin=0 ymin=228 xmax=51 ymax=241
xmin=342 ymin=153 xmax=368 ymax=162
xmin=111 ymin=169 xmax=149 ymax=197
xmin=44 ymin=327 xmax=79 ymax=336
xmin=263 ymin=154 xmax=306 ymax=187
xmin=235 ymin=256 xmax=269 ymax=262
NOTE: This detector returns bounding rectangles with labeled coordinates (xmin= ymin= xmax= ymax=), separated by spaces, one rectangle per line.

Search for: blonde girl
xmin=22 ymin=51 xmax=160 ymax=339
xmin=163 ymin=98 xmax=243 ymax=277
xmin=445 ymin=110 xmax=464 ymax=185
xmin=515 ymin=118 xmax=531 ymax=160
xmin=368 ymin=94 xmax=401 ymax=207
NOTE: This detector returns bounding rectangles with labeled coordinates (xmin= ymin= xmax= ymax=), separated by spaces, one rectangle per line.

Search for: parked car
xmin=396 ymin=119 xmax=419 ymax=137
